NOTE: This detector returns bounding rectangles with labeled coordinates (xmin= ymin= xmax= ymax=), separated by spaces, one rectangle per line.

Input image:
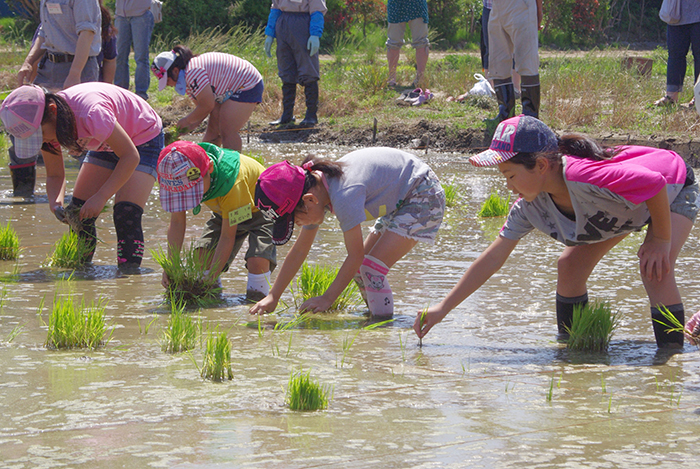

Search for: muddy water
xmin=1 ymin=143 xmax=699 ymax=469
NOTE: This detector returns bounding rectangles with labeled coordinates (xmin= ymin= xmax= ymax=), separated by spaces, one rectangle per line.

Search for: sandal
xmin=654 ymin=95 xmax=677 ymax=107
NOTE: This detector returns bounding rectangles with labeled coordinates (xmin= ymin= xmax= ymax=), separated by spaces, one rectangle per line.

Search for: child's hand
xmin=80 ymin=195 xmax=107 ymax=220
xmin=686 ymin=310 xmax=700 ymax=345
xmin=161 ymin=271 xmax=170 ymax=289
xmin=249 ymin=295 xmax=278 ymax=315
xmin=637 ymin=236 xmax=671 ymax=282
xmin=413 ymin=305 xmax=449 ymax=338
xmin=299 ymin=296 xmax=333 ymax=313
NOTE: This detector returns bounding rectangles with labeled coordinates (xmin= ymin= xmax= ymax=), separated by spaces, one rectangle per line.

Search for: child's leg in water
xmin=360 ymin=255 xmax=393 ymax=317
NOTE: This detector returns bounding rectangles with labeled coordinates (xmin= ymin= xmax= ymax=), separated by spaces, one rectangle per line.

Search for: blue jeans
xmin=115 ymin=10 xmax=154 ymax=100
xmin=666 ymin=21 xmax=700 ymax=93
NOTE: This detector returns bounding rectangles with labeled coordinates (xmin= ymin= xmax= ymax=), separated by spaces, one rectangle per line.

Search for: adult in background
xmin=386 ymin=0 xmax=429 ymax=88
xmin=151 ymin=45 xmax=264 ymax=152
xmin=99 ymin=0 xmax=118 ymax=83
xmin=264 ymin=0 xmax=327 ymax=127
xmin=10 ymin=0 xmax=101 ymax=198
xmin=487 ymin=0 xmax=542 ymax=122
xmin=654 ymin=0 xmax=700 ymax=108
xmin=114 ymin=0 xmax=154 ymax=100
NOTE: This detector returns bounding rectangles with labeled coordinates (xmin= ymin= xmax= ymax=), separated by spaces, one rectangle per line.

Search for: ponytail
xmin=168 ymin=45 xmax=195 ymax=81
xmin=558 ymin=133 xmax=618 ymax=161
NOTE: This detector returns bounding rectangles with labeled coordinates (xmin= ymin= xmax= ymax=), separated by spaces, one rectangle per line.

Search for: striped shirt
xmin=185 ymin=52 xmax=263 ymax=103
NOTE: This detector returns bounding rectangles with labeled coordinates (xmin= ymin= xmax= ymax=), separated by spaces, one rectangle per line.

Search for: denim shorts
xmin=371 ymin=169 xmax=445 ymax=244
xmin=218 ymin=79 xmax=264 ymax=104
xmin=83 ymin=130 xmax=164 ymax=179
xmin=671 ymin=181 xmax=700 ymax=222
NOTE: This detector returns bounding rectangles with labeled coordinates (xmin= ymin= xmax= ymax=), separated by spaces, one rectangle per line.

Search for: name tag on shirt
xmin=228 ymin=204 xmax=252 ymax=227
xmin=46 ymin=3 xmax=63 ymax=14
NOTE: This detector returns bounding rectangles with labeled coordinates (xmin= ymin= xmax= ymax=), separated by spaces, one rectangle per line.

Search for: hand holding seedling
xmin=413 ymin=305 xmax=449 ymax=339
xmin=299 ymin=295 xmax=333 ymax=313
xmin=249 ymin=294 xmax=278 ymax=315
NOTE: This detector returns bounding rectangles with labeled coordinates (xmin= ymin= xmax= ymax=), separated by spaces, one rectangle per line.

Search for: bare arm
xmin=18 ymin=36 xmax=45 ymax=86
xmin=43 ymin=148 xmax=67 ymax=213
xmin=207 ymin=219 xmax=238 ymax=279
xmin=101 ymin=58 xmax=116 ymax=84
xmin=177 ymin=86 xmax=216 ymax=133
xmin=414 ymin=235 xmax=519 ymax=338
xmin=64 ymin=29 xmax=95 ymax=89
xmin=299 ymin=224 xmax=364 ymax=312
xmin=638 ymin=188 xmax=672 ymax=281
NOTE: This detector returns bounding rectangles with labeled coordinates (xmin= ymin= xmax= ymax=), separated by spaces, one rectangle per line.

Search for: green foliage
xmin=151 ymin=244 xmax=222 ymax=308
xmin=46 ymin=231 xmax=93 ymax=269
xmin=441 ymin=180 xmax=459 ymax=207
xmin=477 ymin=191 xmax=511 ymax=217
xmin=200 ymin=328 xmax=233 ymax=381
xmin=565 ymin=301 xmax=620 ymax=352
xmin=0 ymin=222 xmax=21 ymax=261
xmin=296 ymin=262 xmax=361 ymax=311
xmin=286 ymin=369 xmax=332 ymax=411
xmin=155 ymin=0 xmax=237 ymax=41
xmin=45 ymin=295 xmax=109 ymax=350
xmin=161 ymin=301 xmax=200 ymax=353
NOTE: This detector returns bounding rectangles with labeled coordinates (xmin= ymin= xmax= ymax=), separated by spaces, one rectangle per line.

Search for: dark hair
xmin=41 ymin=92 xmax=81 ymax=155
xmin=99 ymin=2 xmax=117 ymax=42
xmin=508 ymin=133 xmax=619 ymax=170
xmin=168 ymin=45 xmax=196 ymax=81
xmin=295 ymin=155 xmax=345 ymax=211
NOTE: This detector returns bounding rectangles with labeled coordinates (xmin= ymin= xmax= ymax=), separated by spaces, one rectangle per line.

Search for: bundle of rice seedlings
xmin=286 ymin=369 xmax=332 ymax=411
xmin=152 ymin=244 xmax=222 ymax=307
xmin=0 ymin=221 xmax=21 ymax=260
xmin=200 ymin=328 xmax=233 ymax=381
xmin=295 ymin=262 xmax=361 ymax=311
xmin=160 ymin=301 xmax=200 ymax=353
xmin=46 ymin=230 xmax=94 ymax=269
xmin=45 ymin=295 xmax=109 ymax=349
xmin=441 ymin=180 xmax=459 ymax=207
xmin=565 ymin=301 xmax=619 ymax=352
xmin=477 ymin=191 xmax=511 ymax=217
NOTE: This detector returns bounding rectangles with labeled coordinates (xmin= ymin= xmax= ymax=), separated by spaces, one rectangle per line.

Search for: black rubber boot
xmin=556 ymin=292 xmax=588 ymax=341
xmin=489 ymin=78 xmax=516 ymax=123
xmin=651 ymin=304 xmax=684 ymax=349
xmin=10 ymin=165 xmax=36 ymax=198
xmin=520 ymin=74 xmax=541 ymax=119
xmin=113 ymin=201 xmax=145 ymax=270
xmin=299 ymin=80 xmax=319 ymax=126
xmin=66 ymin=197 xmax=97 ymax=264
xmin=269 ymin=82 xmax=296 ymax=125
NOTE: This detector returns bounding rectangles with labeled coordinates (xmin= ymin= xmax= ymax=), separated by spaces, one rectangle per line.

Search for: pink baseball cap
xmin=254 ymin=161 xmax=306 ymax=245
xmin=151 ymin=51 xmax=176 ymax=91
xmin=157 ymin=141 xmax=212 ymax=213
xmin=0 ymin=85 xmax=46 ymax=159
xmin=469 ymin=115 xmax=559 ymax=167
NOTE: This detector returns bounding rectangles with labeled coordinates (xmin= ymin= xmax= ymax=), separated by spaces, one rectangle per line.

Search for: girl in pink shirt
xmin=0 ymin=83 xmax=164 ymax=271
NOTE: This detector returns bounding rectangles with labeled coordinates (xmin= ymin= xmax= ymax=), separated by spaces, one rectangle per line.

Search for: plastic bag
xmin=659 ymin=0 xmax=681 ymax=25
xmin=151 ymin=0 xmax=163 ymax=24
xmin=695 ymin=76 xmax=700 ymax=116
xmin=468 ymin=73 xmax=495 ymax=97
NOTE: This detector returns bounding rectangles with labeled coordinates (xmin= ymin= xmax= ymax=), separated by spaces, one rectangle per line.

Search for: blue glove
xmin=307 ymin=35 xmax=320 ymax=57
xmin=264 ymin=36 xmax=274 ymax=58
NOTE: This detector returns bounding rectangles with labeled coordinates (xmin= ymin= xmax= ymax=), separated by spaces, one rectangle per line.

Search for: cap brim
xmin=13 ymin=127 xmax=43 ymax=159
xmin=158 ymin=74 xmax=168 ymax=91
xmin=159 ymin=182 xmax=204 ymax=213
xmin=468 ymin=148 xmax=515 ymax=167
xmin=272 ymin=212 xmax=295 ymax=245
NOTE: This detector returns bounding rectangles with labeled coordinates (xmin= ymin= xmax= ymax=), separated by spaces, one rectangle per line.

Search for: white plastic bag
xmin=151 ymin=0 xmax=163 ymax=24
xmin=659 ymin=0 xmax=681 ymax=25
xmin=468 ymin=73 xmax=495 ymax=97
xmin=694 ymin=75 xmax=700 ymax=116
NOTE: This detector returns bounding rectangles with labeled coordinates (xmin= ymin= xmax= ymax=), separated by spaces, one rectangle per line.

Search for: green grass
xmin=200 ymin=328 xmax=233 ymax=382
xmin=477 ymin=191 xmax=511 ymax=217
xmin=295 ymin=262 xmax=361 ymax=311
xmin=45 ymin=295 xmax=110 ymax=350
xmin=152 ymin=244 xmax=222 ymax=307
xmin=286 ymin=369 xmax=332 ymax=411
xmin=160 ymin=301 xmax=200 ymax=353
xmin=565 ymin=301 xmax=620 ymax=352
xmin=0 ymin=221 xmax=21 ymax=260
xmin=46 ymin=231 xmax=94 ymax=269
xmin=441 ymin=180 xmax=459 ymax=208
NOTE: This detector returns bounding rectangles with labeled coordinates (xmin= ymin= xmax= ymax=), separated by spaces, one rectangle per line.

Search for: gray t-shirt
xmin=115 ymin=0 xmax=152 ymax=18
xmin=321 ymin=147 xmax=432 ymax=232
xmin=38 ymin=0 xmax=101 ymax=56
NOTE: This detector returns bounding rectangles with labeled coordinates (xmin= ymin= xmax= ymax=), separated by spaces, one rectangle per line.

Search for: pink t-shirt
xmin=57 ymin=82 xmax=162 ymax=152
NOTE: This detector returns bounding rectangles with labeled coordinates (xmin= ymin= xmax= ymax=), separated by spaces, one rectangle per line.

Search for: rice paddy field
xmin=0 ymin=141 xmax=699 ymax=468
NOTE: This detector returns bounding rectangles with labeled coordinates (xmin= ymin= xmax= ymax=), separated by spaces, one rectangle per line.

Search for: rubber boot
xmin=485 ymin=78 xmax=515 ymax=125
xmin=520 ymin=74 xmax=541 ymax=119
xmin=299 ymin=80 xmax=319 ymax=126
xmin=556 ymin=292 xmax=588 ymax=341
xmin=651 ymin=304 xmax=684 ymax=349
xmin=113 ymin=201 xmax=145 ymax=271
xmin=10 ymin=165 xmax=36 ymax=198
xmin=269 ymin=82 xmax=296 ymax=125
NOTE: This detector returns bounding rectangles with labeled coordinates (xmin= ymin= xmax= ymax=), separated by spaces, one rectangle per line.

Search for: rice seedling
xmin=151 ymin=244 xmax=222 ymax=307
xmin=295 ymin=262 xmax=361 ymax=311
xmin=200 ymin=327 xmax=233 ymax=382
xmin=246 ymin=151 xmax=266 ymax=167
xmin=0 ymin=221 xmax=21 ymax=260
xmin=652 ymin=304 xmax=698 ymax=346
xmin=546 ymin=375 xmax=555 ymax=402
xmin=418 ymin=306 xmax=428 ymax=348
xmin=477 ymin=191 xmax=511 ymax=217
xmin=338 ymin=318 xmax=393 ymax=368
xmin=45 ymin=295 xmax=110 ymax=350
xmin=46 ymin=230 xmax=94 ymax=269
xmin=286 ymin=369 xmax=332 ymax=411
xmin=601 ymin=372 xmax=607 ymax=393
xmin=161 ymin=301 xmax=200 ymax=353
xmin=441 ymin=180 xmax=459 ymax=207
xmin=6 ymin=324 xmax=23 ymax=342
xmin=271 ymin=314 xmax=308 ymax=357
xmin=565 ymin=300 xmax=619 ymax=352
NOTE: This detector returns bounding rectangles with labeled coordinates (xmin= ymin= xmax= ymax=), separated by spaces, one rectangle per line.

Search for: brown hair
xmin=295 ymin=155 xmax=345 ymax=210
xmin=168 ymin=45 xmax=196 ymax=81
xmin=41 ymin=92 xmax=81 ymax=155
xmin=508 ymin=133 xmax=619 ymax=170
